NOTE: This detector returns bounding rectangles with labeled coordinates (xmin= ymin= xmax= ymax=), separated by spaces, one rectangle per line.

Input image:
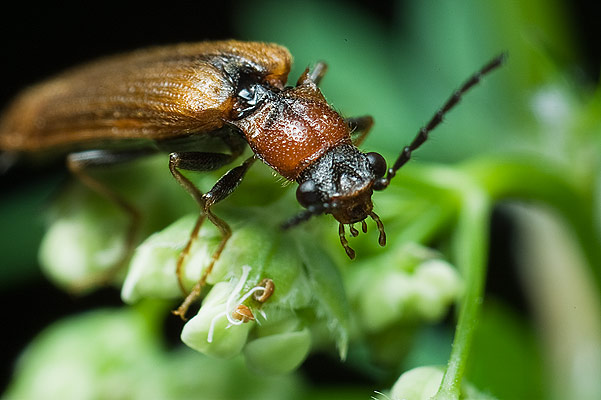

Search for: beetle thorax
xmin=231 ymin=82 xmax=351 ymax=180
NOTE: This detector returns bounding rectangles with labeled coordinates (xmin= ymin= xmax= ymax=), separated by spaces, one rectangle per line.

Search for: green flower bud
xmin=39 ymin=186 xmax=127 ymax=291
xmin=388 ymin=366 xmax=497 ymax=400
xmin=37 ymin=155 xmax=195 ymax=292
xmin=244 ymin=327 xmax=311 ymax=374
xmin=390 ymin=366 xmax=445 ymax=400
xmin=349 ymin=244 xmax=462 ymax=333
xmin=123 ymin=208 xmax=351 ymax=366
xmin=3 ymin=308 xmax=166 ymax=400
xmin=411 ymin=259 xmax=464 ymax=321
xmin=181 ymin=271 xmax=256 ymax=359
xmin=4 ymin=306 xmax=306 ymax=399
xmin=121 ymin=214 xmax=220 ymax=303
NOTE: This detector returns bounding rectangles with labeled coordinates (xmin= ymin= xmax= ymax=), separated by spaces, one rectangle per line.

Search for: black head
xmin=283 ymin=144 xmax=387 ymax=258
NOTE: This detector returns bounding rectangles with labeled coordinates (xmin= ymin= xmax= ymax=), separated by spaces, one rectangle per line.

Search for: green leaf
xmin=294 ymin=232 xmax=351 ymax=360
xmin=466 ymin=300 xmax=544 ymax=400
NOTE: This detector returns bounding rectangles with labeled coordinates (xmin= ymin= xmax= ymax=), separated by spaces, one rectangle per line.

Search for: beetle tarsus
xmin=65 ymin=150 xmax=146 ymax=292
xmin=172 ymin=280 xmax=204 ymax=321
xmin=175 ymin=214 xmax=206 ymax=294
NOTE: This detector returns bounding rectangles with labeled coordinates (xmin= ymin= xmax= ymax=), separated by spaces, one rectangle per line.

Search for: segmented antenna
xmin=281 ymin=204 xmax=325 ymax=229
xmin=375 ymin=52 xmax=507 ymax=190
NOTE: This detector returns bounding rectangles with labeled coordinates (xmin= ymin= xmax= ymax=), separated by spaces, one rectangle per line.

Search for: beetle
xmin=0 ymin=41 xmax=505 ymax=317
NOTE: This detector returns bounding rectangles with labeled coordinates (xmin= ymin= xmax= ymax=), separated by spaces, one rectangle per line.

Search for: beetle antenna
xmin=375 ymin=53 xmax=507 ymax=190
xmin=281 ymin=204 xmax=325 ymax=230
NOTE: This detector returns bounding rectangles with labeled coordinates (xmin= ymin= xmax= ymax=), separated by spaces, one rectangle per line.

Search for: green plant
xmin=2 ymin=1 xmax=600 ymax=399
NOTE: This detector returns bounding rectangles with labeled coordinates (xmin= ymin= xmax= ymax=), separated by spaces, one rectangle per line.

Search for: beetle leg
xmin=296 ymin=61 xmax=329 ymax=86
xmin=169 ymin=154 xmax=256 ymax=320
xmin=308 ymin=61 xmax=328 ymax=85
xmin=0 ymin=151 xmax=18 ymax=174
xmin=346 ymin=116 xmax=374 ymax=147
xmin=66 ymin=148 xmax=157 ymax=291
xmin=168 ymin=151 xmax=239 ymax=292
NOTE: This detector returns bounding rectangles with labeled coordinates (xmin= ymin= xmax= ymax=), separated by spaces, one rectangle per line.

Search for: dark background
xmin=1 ymin=0 xmax=599 ymax=393
xmin=1 ymin=0 xmax=599 ymax=105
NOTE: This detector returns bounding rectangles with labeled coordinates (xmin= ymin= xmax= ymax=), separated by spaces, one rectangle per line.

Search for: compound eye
xmin=296 ymin=180 xmax=321 ymax=208
xmin=366 ymin=152 xmax=387 ymax=178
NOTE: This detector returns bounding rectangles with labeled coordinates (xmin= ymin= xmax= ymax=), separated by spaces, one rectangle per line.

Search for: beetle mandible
xmin=0 ymin=41 xmax=505 ymax=317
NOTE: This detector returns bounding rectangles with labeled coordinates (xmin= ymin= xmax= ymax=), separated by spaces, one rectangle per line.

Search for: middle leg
xmin=169 ymin=152 xmax=256 ymax=319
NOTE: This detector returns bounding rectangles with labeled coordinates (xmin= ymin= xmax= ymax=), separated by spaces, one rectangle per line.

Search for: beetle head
xmin=282 ymin=144 xmax=387 ymax=258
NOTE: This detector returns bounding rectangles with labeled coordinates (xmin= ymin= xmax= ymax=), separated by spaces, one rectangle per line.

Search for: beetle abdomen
xmin=0 ymin=41 xmax=291 ymax=152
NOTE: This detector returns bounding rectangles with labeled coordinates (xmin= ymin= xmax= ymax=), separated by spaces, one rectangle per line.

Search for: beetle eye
xmin=296 ymin=180 xmax=321 ymax=208
xmin=366 ymin=152 xmax=387 ymax=178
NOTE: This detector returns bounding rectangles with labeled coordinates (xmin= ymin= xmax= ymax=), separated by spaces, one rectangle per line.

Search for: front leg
xmin=169 ymin=152 xmax=256 ymax=319
xmin=347 ymin=116 xmax=374 ymax=147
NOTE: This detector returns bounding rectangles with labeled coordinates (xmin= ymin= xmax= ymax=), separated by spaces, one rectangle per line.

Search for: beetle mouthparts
xmin=337 ymin=211 xmax=386 ymax=260
xmin=369 ymin=211 xmax=386 ymax=247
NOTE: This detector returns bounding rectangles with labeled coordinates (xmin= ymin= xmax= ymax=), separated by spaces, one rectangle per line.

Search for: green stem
xmin=434 ymin=185 xmax=491 ymax=399
xmin=399 ymin=155 xmax=599 ymax=398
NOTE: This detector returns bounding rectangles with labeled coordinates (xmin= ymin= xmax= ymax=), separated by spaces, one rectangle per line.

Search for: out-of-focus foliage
xmin=3 ymin=306 xmax=305 ymax=400
xmin=1 ymin=1 xmax=600 ymax=400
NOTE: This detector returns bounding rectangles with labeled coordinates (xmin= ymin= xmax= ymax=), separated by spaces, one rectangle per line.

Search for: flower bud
xmin=121 ymin=214 xmax=218 ymax=303
xmin=244 ymin=327 xmax=311 ymax=374
xmin=349 ymin=244 xmax=462 ymax=333
xmin=389 ymin=366 xmax=496 ymax=400
xmin=39 ymin=189 xmax=127 ymax=291
xmin=181 ymin=279 xmax=254 ymax=359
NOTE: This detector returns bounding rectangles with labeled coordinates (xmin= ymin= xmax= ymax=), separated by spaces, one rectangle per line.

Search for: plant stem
xmin=434 ymin=185 xmax=491 ymax=399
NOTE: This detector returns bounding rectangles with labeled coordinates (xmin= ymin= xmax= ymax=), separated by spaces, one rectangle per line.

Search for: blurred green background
xmin=1 ymin=1 xmax=600 ymax=399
